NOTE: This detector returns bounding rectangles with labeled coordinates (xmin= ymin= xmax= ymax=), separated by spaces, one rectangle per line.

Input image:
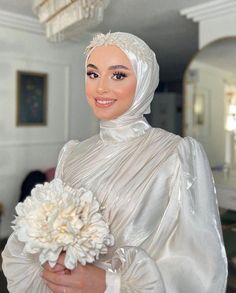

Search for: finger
xmin=45 ymin=280 xmax=72 ymax=293
xmin=42 ymin=270 xmax=73 ymax=287
xmin=44 ymin=263 xmax=66 ymax=273
xmin=56 ymin=269 xmax=71 ymax=276
xmin=56 ymin=252 xmax=66 ymax=266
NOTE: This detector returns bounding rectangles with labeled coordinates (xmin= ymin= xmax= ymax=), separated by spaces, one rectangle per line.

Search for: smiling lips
xmin=95 ymin=98 xmax=117 ymax=108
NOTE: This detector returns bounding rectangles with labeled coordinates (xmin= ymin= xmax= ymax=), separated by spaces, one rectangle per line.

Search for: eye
xmin=112 ymin=72 xmax=127 ymax=80
xmin=87 ymin=71 xmax=99 ymax=79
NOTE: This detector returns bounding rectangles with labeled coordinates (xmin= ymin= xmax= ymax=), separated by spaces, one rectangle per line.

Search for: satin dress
xmin=2 ymin=117 xmax=228 ymax=292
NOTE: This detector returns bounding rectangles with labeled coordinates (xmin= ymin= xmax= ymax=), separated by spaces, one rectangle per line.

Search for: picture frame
xmin=16 ymin=70 xmax=48 ymax=126
xmin=193 ymin=86 xmax=211 ymax=137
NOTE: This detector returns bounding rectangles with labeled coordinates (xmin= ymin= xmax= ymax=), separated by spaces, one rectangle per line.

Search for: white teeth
xmin=96 ymin=99 xmax=114 ymax=105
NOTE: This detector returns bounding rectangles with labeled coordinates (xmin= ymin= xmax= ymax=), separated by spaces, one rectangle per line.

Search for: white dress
xmin=2 ymin=118 xmax=228 ymax=292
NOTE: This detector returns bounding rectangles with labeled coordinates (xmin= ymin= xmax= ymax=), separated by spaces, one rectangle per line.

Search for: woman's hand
xmin=42 ymin=253 xmax=106 ymax=293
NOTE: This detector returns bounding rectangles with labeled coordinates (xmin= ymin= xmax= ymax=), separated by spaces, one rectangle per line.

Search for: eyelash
xmin=86 ymin=71 xmax=127 ymax=80
xmin=87 ymin=71 xmax=98 ymax=79
xmin=112 ymin=72 xmax=127 ymax=80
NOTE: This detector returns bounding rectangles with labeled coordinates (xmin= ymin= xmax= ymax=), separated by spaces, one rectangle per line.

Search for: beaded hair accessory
xmin=85 ymin=32 xmax=154 ymax=64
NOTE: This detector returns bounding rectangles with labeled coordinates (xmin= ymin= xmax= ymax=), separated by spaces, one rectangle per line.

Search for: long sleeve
xmin=1 ymin=141 xmax=79 ymax=293
xmin=1 ymin=140 xmax=84 ymax=293
xmin=2 ymin=233 xmax=50 ymax=293
xmin=2 ymin=136 xmax=227 ymax=293
xmin=105 ymin=247 xmax=165 ymax=292
xmin=105 ymin=137 xmax=227 ymax=292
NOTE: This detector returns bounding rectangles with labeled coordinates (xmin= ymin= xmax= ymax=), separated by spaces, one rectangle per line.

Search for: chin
xmin=96 ymin=111 xmax=118 ymax=122
xmin=94 ymin=109 xmax=122 ymax=121
xmin=95 ymin=113 xmax=117 ymax=121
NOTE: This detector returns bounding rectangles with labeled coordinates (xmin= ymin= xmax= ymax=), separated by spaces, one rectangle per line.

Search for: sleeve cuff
xmin=105 ymin=270 xmax=120 ymax=293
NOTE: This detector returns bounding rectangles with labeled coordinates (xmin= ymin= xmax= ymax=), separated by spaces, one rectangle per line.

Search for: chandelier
xmin=33 ymin=0 xmax=110 ymax=41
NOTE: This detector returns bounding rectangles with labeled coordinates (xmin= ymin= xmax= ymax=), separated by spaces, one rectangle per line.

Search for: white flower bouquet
xmin=12 ymin=178 xmax=114 ymax=270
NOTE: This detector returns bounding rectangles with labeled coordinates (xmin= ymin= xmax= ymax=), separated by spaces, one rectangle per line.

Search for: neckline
xmin=99 ymin=116 xmax=151 ymax=143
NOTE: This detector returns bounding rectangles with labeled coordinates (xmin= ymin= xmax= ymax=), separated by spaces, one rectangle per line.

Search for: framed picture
xmin=16 ymin=70 xmax=48 ymax=126
xmin=193 ymin=86 xmax=211 ymax=137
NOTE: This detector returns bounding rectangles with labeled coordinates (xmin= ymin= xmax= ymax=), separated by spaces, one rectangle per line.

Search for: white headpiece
xmin=85 ymin=32 xmax=159 ymax=124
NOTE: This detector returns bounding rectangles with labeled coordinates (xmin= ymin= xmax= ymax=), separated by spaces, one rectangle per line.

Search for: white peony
xmin=12 ymin=178 xmax=114 ymax=270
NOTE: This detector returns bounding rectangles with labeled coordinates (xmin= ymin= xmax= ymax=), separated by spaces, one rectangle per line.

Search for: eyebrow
xmin=108 ymin=65 xmax=130 ymax=70
xmin=87 ymin=64 xmax=98 ymax=69
xmin=87 ymin=64 xmax=130 ymax=70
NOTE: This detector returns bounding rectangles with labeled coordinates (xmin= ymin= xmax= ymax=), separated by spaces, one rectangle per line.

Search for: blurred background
xmin=0 ymin=0 xmax=236 ymax=291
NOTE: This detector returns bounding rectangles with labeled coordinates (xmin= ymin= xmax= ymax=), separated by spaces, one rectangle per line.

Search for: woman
xmin=2 ymin=32 xmax=227 ymax=292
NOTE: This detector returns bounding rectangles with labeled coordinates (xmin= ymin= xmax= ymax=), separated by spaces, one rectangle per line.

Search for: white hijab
xmin=85 ymin=32 xmax=160 ymax=126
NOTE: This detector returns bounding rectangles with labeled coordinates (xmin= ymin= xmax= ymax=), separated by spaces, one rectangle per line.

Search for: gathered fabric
xmin=2 ymin=125 xmax=228 ymax=292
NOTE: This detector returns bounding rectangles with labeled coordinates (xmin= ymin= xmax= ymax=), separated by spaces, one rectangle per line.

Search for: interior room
xmin=0 ymin=0 xmax=236 ymax=292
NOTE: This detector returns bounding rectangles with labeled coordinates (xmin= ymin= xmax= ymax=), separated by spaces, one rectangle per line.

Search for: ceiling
xmin=0 ymin=0 xmax=226 ymax=82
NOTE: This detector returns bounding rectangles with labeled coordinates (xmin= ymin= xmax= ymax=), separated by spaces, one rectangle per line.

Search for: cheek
xmin=128 ymin=82 xmax=137 ymax=99
xmin=115 ymin=80 xmax=136 ymax=101
xmin=85 ymin=83 xmax=95 ymax=110
xmin=85 ymin=81 xmax=94 ymax=99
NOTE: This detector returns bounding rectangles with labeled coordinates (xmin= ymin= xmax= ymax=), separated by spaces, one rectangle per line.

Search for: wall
xmin=199 ymin=11 xmax=236 ymax=49
xmin=0 ymin=26 xmax=99 ymax=237
xmin=185 ymin=60 xmax=236 ymax=166
xmin=148 ymin=92 xmax=182 ymax=135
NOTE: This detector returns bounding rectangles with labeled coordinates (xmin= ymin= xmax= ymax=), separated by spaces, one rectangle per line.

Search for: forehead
xmin=87 ymin=45 xmax=132 ymax=67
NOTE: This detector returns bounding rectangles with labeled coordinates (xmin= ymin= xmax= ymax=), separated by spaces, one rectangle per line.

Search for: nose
xmin=96 ymin=76 xmax=109 ymax=94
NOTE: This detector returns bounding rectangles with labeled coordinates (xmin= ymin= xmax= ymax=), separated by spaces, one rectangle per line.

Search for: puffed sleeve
xmin=55 ymin=140 xmax=79 ymax=179
xmin=1 ymin=140 xmax=78 ymax=293
xmin=2 ymin=233 xmax=50 ymax=293
xmin=105 ymin=137 xmax=227 ymax=293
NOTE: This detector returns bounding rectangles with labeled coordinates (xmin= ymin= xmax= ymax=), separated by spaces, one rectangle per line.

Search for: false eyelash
xmin=86 ymin=71 xmax=95 ymax=75
xmin=112 ymin=72 xmax=127 ymax=79
xmin=87 ymin=71 xmax=98 ymax=78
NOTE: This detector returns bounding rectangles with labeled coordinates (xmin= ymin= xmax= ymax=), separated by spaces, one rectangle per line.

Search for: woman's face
xmin=86 ymin=45 xmax=137 ymax=120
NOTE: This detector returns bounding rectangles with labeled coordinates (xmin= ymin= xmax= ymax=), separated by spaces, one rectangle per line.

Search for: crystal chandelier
xmin=33 ymin=0 xmax=110 ymax=41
